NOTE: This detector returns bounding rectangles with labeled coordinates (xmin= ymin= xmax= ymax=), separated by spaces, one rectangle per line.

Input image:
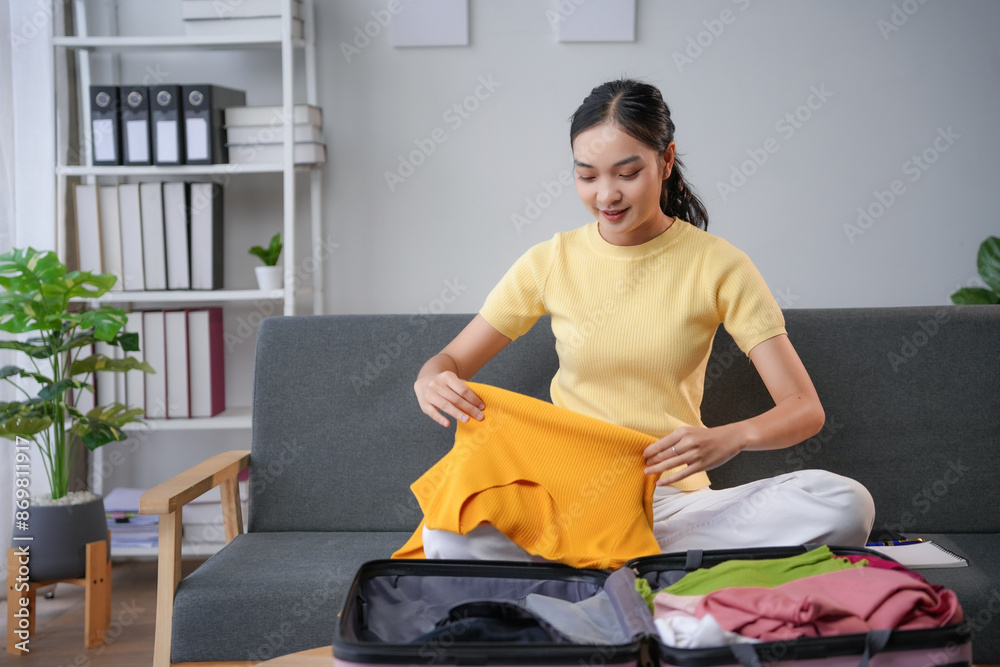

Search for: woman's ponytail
xmin=662 ymin=156 xmax=709 ymax=231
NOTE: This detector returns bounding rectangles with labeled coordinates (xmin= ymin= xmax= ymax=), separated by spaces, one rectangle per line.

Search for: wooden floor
xmin=2 ymin=558 xmax=204 ymax=667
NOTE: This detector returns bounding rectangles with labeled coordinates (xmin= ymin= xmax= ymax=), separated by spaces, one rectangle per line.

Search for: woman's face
xmin=572 ymin=122 xmax=675 ymax=246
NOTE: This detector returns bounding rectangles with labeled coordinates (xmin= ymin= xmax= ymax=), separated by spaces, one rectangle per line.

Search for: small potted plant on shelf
xmin=249 ymin=232 xmax=283 ymax=291
xmin=950 ymin=236 xmax=1000 ymax=304
xmin=0 ymin=247 xmax=154 ymax=581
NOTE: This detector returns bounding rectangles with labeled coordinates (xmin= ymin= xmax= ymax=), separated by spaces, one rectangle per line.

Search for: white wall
xmin=319 ymin=0 xmax=999 ymax=312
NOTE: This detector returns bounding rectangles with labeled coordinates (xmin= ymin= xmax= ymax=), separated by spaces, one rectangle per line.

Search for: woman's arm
xmin=414 ymin=314 xmax=512 ymax=427
xmin=644 ymin=333 xmax=824 ymax=485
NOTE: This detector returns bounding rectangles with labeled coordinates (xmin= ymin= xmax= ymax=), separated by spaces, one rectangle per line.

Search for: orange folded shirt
xmin=392 ymin=382 xmax=709 ymax=569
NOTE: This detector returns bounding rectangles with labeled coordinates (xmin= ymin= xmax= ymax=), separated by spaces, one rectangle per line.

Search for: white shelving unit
xmin=53 ymin=0 xmax=323 ymax=559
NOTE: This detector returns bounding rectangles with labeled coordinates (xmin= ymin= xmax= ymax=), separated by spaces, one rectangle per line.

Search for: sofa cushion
xmin=916 ymin=533 xmax=1000 ymax=666
xmin=170 ymin=531 xmax=411 ymax=663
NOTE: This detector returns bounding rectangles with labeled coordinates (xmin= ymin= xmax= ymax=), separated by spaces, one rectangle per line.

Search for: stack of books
xmin=104 ymin=487 xmax=159 ymax=550
xmin=75 ymin=181 xmax=224 ymax=293
xmin=183 ymin=474 xmax=250 ymax=546
xmin=224 ymin=104 xmax=326 ymax=166
xmin=70 ymin=308 xmax=226 ymax=420
xmin=181 ymin=0 xmax=304 ymax=39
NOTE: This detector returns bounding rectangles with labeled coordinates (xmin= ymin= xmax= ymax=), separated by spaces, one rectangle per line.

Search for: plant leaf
xmin=950 ymin=287 xmax=1000 ymax=305
xmin=71 ymin=354 xmax=155 ymax=375
xmin=0 ymin=339 xmax=53 ymax=358
xmin=72 ymin=402 xmax=145 ymax=450
xmin=977 ymin=236 xmax=1000 ymax=295
xmin=0 ymin=365 xmax=24 ymax=379
xmin=0 ymin=414 xmax=52 ymax=439
xmin=114 ymin=331 xmax=140 ymax=352
xmin=38 ymin=377 xmax=85 ymax=401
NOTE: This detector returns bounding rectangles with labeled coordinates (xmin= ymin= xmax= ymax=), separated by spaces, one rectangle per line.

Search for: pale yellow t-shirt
xmin=480 ymin=219 xmax=787 ymax=490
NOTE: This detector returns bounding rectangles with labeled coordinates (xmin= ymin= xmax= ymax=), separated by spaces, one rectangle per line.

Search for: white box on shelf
xmin=224 ymin=104 xmax=322 ymax=127
xmin=227 ymin=142 xmax=326 ymax=165
xmin=225 ymin=123 xmax=321 ymax=145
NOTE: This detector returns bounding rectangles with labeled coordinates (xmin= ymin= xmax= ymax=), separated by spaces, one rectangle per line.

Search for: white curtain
xmin=1 ymin=0 xmax=77 ymax=598
xmin=0 ymin=0 xmax=18 ymax=601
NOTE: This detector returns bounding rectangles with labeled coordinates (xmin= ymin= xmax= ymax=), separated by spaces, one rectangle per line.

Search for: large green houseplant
xmin=0 ymin=247 xmax=153 ymax=579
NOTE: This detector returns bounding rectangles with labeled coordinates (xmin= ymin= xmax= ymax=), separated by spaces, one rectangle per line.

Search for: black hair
xmin=570 ymin=78 xmax=709 ymax=231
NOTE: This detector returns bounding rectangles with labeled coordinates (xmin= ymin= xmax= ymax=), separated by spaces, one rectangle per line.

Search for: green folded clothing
xmin=664 ymin=545 xmax=863 ymax=596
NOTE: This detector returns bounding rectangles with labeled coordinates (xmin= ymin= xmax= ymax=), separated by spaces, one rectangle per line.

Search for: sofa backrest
xmin=248 ymin=314 xmax=559 ymax=534
xmin=248 ymin=306 xmax=999 ymax=536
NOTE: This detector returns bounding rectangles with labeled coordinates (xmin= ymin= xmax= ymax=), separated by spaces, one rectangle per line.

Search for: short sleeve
xmin=711 ymin=240 xmax=786 ymax=356
xmin=479 ymin=239 xmax=555 ymax=340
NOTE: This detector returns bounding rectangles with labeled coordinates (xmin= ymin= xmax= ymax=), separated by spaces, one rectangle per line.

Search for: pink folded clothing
xmin=697 ymin=566 xmax=963 ymax=641
xmin=842 ymin=554 xmax=944 ymax=589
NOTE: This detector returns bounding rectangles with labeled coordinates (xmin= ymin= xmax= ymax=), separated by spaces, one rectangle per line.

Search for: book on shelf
xmin=93 ymin=339 xmax=117 ymax=408
xmin=225 ymin=122 xmax=322 ymax=145
xmin=139 ymin=182 xmax=168 ymax=290
xmin=163 ymin=182 xmax=192 ymax=290
xmin=120 ymin=86 xmax=152 ymax=166
xmin=85 ymin=180 xmax=225 ymax=295
xmin=181 ymin=0 xmax=302 ymax=20
xmin=224 ymin=103 xmax=322 ymax=127
xmin=151 ymin=84 xmax=185 ymax=166
xmin=118 ymin=183 xmax=145 ymax=291
xmin=98 ymin=185 xmax=124 ymax=291
xmin=124 ymin=313 xmax=146 ymax=415
xmin=164 ymin=310 xmax=192 ymax=419
xmin=183 ymin=16 xmax=304 ymax=39
xmin=182 ymin=84 xmax=247 ymax=165
xmin=187 ymin=308 xmax=226 ymax=418
xmin=189 ymin=182 xmax=224 ymax=290
xmin=143 ymin=311 xmax=167 ymax=419
xmin=74 ymin=184 xmax=103 ymax=274
xmin=128 ymin=308 xmax=226 ymax=420
xmin=227 ymin=141 xmax=326 ymax=165
xmin=90 ymin=85 xmax=122 ymax=166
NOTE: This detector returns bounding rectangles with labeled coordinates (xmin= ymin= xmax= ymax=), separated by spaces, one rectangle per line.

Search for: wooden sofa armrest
xmin=140 ymin=449 xmax=250 ymax=667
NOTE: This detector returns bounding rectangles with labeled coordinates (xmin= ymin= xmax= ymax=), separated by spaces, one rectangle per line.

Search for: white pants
xmin=421 ymin=470 xmax=875 ymax=561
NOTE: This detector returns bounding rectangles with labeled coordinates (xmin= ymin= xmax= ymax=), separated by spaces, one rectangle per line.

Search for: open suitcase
xmin=332 ymin=545 xmax=973 ymax=667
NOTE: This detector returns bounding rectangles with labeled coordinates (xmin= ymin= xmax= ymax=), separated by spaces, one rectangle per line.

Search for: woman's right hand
xmin=415 ymin=370 xmax=486 ymax=428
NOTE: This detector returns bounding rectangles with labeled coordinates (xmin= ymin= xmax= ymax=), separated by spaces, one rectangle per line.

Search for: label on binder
xmin=186 ymin=118 xmax=209 ymax=161
xmin=126 ymin=120 xmax=149 ymax=162
xmin=93 ymin=119 xmax=116 ymax=162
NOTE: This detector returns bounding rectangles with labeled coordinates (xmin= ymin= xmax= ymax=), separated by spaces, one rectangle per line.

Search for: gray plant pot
xmin=11 ymin=495 xmax=108 ymax=582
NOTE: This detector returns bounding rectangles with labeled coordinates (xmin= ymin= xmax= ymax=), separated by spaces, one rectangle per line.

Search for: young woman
xmin=413 ymin=78 xmax=875 ymax=561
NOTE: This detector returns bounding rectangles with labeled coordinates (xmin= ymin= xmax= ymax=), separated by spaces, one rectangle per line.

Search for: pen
xmin=866 ymin=538 xmax=925 ymax=546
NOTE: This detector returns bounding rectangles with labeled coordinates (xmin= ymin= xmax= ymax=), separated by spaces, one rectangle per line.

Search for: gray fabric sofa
xmin=144 ymin=305 xmax=999 ymax=665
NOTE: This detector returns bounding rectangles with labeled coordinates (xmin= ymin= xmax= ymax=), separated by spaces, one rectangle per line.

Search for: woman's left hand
xmin=643 ymin=424 xmax=745 ymax=486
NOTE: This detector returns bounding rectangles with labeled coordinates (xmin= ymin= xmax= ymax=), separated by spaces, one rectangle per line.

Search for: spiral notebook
xmin=867 ymin=540 xmax=969 ymax=569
